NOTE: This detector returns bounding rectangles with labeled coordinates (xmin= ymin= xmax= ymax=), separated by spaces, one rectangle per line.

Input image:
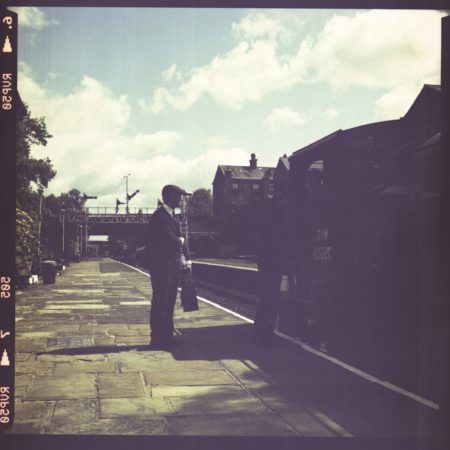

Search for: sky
xmin=12 ymin=6 xmax=447 ymax=211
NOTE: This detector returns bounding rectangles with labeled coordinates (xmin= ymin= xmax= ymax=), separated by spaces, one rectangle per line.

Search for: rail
xmin=192 ymin=261 xmax=259 ymax=298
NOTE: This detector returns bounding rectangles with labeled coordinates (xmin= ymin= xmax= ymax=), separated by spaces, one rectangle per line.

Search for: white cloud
xmin=144 ymin=10 xmax=445 ymax=113
xmin=325 ymin=108 xmax=340 ymax=119
xmin=144 ymin=12 xmax=306 ymax=113
xmin=373 ymin=83 xmax=423 ymax=121
xmin=10 ymin=7 xmax=59 ymax=30
xmin=48 ymin=72 xmax=61 ymax=80
xmin=231 ymin=12 xmax=288 ymax=44
xmin=206 ymin=136 xmax=232 ymax=147
xmin=265 ymin=107 xmax=306 ymax=130
xmin=18 ymin=65 xmax=249 ymax=207
xmin=147 ymin=40 xmax=299 ymax=112
xmin=299 ymin=10 xmax=444 ymax=90
xmin=161 ymin=64 xmax=182 ymax=82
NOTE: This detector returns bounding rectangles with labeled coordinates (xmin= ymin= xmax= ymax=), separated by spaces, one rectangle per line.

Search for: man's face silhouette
xmin=165 ymin=192 xmax=182 ymax=210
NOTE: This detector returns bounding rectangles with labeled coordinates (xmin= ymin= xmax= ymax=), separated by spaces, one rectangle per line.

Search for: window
xmin=269 ymin=183 xmax=274 ymax=192
xmin=232 ymin=183 xmax=239 ymax=190
xmin=252 ymin=184 xmax=259 ymax=190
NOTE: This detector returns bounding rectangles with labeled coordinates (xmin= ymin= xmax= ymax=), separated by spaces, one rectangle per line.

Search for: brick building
xmin=212 ymin=153 xmax=275 ymax=222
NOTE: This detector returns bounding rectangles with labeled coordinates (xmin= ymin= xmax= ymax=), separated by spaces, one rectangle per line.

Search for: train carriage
xmin=279 ymin=117 xmax=442 ymax=401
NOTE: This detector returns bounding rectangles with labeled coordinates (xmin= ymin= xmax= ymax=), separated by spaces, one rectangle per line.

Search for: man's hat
xmin=162 ymin=184 xmax=188 ymax=198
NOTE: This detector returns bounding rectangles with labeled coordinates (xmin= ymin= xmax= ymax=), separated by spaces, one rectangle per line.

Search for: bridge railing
xmin=86 ymin=207 xmax=155 ymax=215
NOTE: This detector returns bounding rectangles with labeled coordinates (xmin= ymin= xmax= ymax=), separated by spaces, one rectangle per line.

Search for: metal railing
xmin=86 ymin=207 xmax=155 ymax=215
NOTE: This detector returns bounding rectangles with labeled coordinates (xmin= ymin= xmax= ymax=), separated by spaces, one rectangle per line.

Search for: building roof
xmin=291 ymin=130 xmax=342 ymax=158
xmin=216 ymin=165 xmax=274 ymax=181
xmin=290 ymin=84 xmax=440 ymax=161
xmin=423 ymin=84 xmax=441 ymax=93
xmin=402 ymin=84 xmax=441 ymax=118
xmin=278 ymin=154 xmax=290 ymax=170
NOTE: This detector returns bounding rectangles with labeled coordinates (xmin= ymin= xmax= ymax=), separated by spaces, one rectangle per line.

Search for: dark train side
xmin=279 ymin=84 xmax=442 ymax=402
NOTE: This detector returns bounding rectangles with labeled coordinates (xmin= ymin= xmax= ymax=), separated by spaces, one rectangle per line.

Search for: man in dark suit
xmin=146 ymin=184 xmax=191 ymax=350
xmin=254 ymin=190 xmax=293 ymax=341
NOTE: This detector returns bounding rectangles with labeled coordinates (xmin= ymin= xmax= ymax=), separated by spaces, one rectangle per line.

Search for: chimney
xmin=249 ymin=153 xmax=257 ymax=169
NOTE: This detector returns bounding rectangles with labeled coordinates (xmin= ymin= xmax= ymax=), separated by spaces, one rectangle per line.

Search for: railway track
xmin=118 ymin=258 xmax=260 ymax=320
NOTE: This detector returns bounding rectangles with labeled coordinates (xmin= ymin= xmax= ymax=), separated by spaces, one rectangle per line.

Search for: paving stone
xmin=43 ymin=304 xmax=110 ymax=311
xmin=98 ymin=372 xmax=145 ymax=398
xmin=167 ymin=412 xmax=296 ymax=436
xmin=52 ymin=324 xmax=98 ymax=333
xmin=26 ymin=374 xmax=96 ymax=400
xmin=80 ymin=323 xmax=130 ymax=332
xmin=252 ymin=387 xmax=348 ymax=437
xmin=100 ymin=397 xmax=176 ymax=418
xmin=112 ymin=329 xmax=141 ymax=336
xmin=15 ymin=339 xmax=47 ymax=352
xmin=167 ymin=392 xmax=268 ymax=416
xmin=16 ymin=361 xmax=54 ymax=375
xmin=151 ymin=384 xmax=246 ymax=398
xmin=220 ymin=359 xmax=272 ymax=389
xmin=50 ymin=417 xmax=170 ymax=435
xmin=49 ymin=399 xmax=96 ymax=432
xmin=115 ymin=336 xmax=150 ymax=345
xmin=37 ymin=354 xmax=107 ymax=363
xmin=15 ymin=385 xmax=31 ymax=398
xmin=120 ymin=358 xmax=223 ymax=373
xmin=15 ymin=353 xmax=34 ymax=362
xmin=12 ymin=400 xmax=55 ymax=433
xmin=46 ymin=336 xmax=93 ymax=349
xmin=16 ymin=374 xmax=34 ymax=387
xmin=128 ymin=324 xmax=150 ymax=331
xmin=143 ymin=370 xmax=237 ymax=386
xmin=53 ymin=361 xmax=116 ymax=375
xmin=93 ymin=336 xmax=116 ymax=346
xmin=19 ymin=331 xmax=56 ymax=339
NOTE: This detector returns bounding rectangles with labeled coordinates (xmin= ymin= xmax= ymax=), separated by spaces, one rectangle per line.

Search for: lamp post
xmin=81 ymin=193 xmax=97 ymax=259
xmin=123 ymin=174 xmax=131 ymax=214
xmin=79 ymin=224 xmax=83 ymax=258
xmin=123 ymin=174 xmax=140 ymax=214
xmin=60 ymin=208 xmax=66 ymax=256
xmin=37 ymin=187 xmax=44 ymax=258
xmin=85 ymin=214 xmax=88 ymax=258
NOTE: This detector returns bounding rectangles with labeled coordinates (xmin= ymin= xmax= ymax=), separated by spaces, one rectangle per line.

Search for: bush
xmin=16 ymin=208 xmax=40 ymax=284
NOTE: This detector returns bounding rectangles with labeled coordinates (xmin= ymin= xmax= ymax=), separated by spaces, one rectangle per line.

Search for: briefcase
xmin=181 ymin=279 xmax=199 ymax=312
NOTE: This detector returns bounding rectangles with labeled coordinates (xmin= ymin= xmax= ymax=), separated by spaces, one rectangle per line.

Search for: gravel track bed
xmin=195 ymin=285 xmax=258 ymax=321
xmin=122 ymin=262 xmax=258 ymax=321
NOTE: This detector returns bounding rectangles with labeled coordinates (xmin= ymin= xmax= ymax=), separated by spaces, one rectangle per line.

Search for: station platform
xmin=8 ymin=258 xmax=441 ymax=439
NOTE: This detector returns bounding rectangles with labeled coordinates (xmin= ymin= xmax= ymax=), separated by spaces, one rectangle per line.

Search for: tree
xmin=41 ymin=189 xmax=87 ymax=259
xmin=15 ymin=103 xmax=56 ymax=283
xmin=186 ymin=188 xmax=213 ymax=231
xmin=15 ymin=208 xmax=40 ymax=287
xmin=16 ymin=103 xmax=56 ymax=213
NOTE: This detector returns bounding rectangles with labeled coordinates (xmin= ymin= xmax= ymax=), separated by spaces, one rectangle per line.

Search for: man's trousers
xmin=149 ymin=270 xmax=178 ymax=344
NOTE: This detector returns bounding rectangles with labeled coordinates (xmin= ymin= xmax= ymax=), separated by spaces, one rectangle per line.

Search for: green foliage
xmin=16 ymin=103 xmax=56 ymax=211
xmin=187 ymin=188 xmax=213 ymax=231
xmin=16 ymin=208 xmax=40 ymax=276
xmin=15 ymin=103 xmax=56 ymax=281
xmin=41 ymin=189 xmax=87 ymax=258
xmin=187 ymin=188 xmax=212 ymax=216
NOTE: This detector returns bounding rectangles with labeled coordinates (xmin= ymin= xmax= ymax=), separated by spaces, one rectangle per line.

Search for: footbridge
xmin=70 ymin=207 xmax=218 ymax=255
